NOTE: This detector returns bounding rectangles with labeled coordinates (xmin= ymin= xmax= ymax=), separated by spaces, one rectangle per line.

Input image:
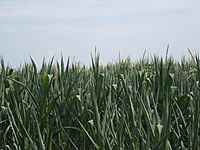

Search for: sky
xmin=0 ymin=0 xmax=200 ymax=67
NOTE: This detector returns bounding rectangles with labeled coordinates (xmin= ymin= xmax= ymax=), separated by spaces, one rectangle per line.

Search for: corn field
xmin=0 ymin=54 xmax=200 ymax=150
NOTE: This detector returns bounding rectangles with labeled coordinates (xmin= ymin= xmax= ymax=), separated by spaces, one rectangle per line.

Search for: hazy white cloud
xmin=0 ymin=0 xmax=199 ymax=19
xmin=0 ymin=0 xmax=200 ymax=66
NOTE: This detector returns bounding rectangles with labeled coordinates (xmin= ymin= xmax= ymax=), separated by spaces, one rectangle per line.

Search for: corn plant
xmin=0 ymin=54 xmax=200 ymax=150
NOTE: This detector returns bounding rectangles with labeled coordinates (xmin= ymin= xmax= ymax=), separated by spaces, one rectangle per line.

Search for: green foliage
xmin=0 ymin=55 xmax=200 ymax=149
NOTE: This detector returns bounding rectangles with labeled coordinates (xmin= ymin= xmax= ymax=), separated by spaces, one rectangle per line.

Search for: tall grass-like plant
xmin=0 ymin=54 xmax=200 ymax=149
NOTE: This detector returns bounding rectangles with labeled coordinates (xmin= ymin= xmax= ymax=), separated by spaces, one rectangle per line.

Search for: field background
xmin=0 ymin=54 xmax=200 ymax=149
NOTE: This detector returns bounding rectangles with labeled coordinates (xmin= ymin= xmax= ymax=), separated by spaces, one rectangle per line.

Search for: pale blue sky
xmin=0 ymin=0 xmax=200 ymax=66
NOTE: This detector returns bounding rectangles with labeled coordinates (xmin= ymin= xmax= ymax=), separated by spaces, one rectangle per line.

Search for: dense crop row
xmin=0 ymin=55 xmax=200 ymax=149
